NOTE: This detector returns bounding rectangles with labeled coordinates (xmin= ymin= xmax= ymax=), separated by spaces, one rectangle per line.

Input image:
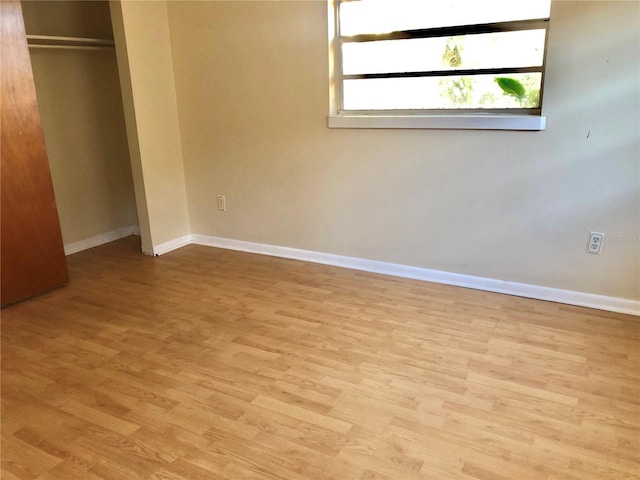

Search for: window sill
xmin=327 ymin=114 xmax=546 ymax=131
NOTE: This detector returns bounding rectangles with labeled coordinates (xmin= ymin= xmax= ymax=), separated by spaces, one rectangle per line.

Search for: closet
xmin=1 ymin=1 xmax=138 ymax=306
xmin=21 ymin=1 xmax=138 ymax=254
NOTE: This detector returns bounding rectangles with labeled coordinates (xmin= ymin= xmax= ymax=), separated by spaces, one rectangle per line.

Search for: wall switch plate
xmin=587 ymin=231 xmax=604 ymax=254
xmin=216 ymin=195 xmax=226 ymax=211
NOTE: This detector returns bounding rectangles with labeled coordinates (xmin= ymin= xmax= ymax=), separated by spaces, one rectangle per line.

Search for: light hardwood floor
xmin=2 ymin=236 xmax=639 ymax=480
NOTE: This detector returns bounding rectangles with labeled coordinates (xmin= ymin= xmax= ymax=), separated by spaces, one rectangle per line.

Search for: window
xmin=328 ymin=0 xmax=551 ymax=130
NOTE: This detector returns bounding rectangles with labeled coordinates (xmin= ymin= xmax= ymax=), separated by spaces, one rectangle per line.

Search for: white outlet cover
xmin=587 ymin=232 xmax=604 ymax=254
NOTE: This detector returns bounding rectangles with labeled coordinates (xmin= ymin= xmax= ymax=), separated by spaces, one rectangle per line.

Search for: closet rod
xmin=28 ymin=44 xmax=113 ymax=51
xmin=26 ymin=34 xmax=114 ymax=49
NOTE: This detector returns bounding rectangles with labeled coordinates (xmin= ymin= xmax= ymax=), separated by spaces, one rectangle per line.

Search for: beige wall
xmin=166 ymin=0 xmax=639 ymax=301
xmin=30 ymin=49 xmax=138 ymax=246
xmin=110 ymin=0 xmax=190 ymax=254
xmin=21 ymin=0 xmax=114 ymax=39
xmin=24 ymin=1 xmax=138 ymax=246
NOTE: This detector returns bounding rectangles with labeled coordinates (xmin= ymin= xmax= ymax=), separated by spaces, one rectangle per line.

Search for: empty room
xmin=1 ymin=0 xmax=639 ymax=479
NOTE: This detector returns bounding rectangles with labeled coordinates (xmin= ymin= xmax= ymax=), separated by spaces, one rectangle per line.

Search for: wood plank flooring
xmin=2 ymin=236 xmax=639 ymax=479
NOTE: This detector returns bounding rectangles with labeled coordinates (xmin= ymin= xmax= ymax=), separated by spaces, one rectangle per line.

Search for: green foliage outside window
xmin=438 ymin=37 xmax=541 ymax=109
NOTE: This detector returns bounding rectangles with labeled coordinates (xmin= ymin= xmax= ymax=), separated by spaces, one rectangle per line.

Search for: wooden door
xmin=1 ymin=1 xmax=68 ymax=306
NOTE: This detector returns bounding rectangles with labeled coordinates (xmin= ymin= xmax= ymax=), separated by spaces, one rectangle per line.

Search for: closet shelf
xmin=27 ymin=34 xmax=114 ymax=50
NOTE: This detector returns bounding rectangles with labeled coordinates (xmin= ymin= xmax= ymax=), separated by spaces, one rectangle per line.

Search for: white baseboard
xmin=64 ymin=225 xmax=139 ymax=255
xmin=152 ymin=234 xmax=192 ymax=256
xmin=187 ymin=234 xmax=640 ymax=316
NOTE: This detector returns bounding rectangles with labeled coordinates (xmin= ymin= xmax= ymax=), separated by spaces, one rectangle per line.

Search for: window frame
xmin=327 ymin=0 xmax=551 ymax=130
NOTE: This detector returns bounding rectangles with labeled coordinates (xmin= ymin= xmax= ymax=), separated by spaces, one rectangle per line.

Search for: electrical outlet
xmin=586 ymin=231 xmax=604 ymax=254
xmin=216 ymin=195 xmax=226 ymax=211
